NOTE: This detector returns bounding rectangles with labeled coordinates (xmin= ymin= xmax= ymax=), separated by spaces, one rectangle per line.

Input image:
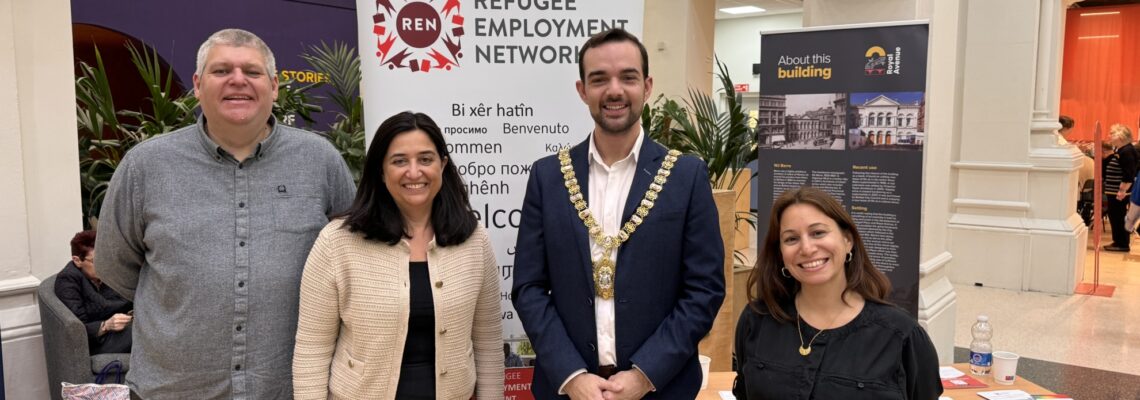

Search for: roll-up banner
xmin=356 ymin=1 xmax=644 ymax=395
xmin=757 ymin=22 xmax=929 ymax=315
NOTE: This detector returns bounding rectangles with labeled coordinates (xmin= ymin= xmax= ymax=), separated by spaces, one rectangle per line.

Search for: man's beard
xmin=591 ymin=107 xmax=641 ymax=136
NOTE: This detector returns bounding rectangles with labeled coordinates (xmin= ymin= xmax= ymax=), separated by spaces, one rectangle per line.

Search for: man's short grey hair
xmin=195 ymin=28 xmax=277 ymax=79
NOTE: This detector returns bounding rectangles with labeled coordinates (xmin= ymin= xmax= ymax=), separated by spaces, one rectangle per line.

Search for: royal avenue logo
xmin=371 ymin=0 xmax=464 ymax=73
xmin=864 ymin=46 xmax=887 ymax=76
xmin=864 ymin=45 xmax=902 ymax=76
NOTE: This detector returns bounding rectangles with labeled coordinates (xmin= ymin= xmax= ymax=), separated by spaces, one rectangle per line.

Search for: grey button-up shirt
xmin=95 ymin=116 xmax=356 ymax=399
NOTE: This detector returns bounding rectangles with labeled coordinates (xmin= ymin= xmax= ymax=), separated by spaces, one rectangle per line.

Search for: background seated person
xmin=55 ymin=230 xmax=133 ymax=354
xmin=505 ymin=343 xmax=524 ymax=368
xmin=1059 ymin=115 xmax=1094 ymax=185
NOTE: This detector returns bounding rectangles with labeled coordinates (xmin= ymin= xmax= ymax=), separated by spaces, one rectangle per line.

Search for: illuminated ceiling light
xmin=719 ymin=6 xmax=767 ymax=14
xmin=1078 ymin=35 xmax=1120 ymax=39
xmin=1080 ymin=11 xmax=1121 ymax=17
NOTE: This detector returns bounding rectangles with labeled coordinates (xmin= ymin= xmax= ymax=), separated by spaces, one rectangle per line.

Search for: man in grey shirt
xmin=95 ymin=28 xmax=356 ymax=399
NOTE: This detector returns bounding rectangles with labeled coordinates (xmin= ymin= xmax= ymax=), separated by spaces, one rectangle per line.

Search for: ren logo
xmin=371 ymin=0 xmax=464 ymax=73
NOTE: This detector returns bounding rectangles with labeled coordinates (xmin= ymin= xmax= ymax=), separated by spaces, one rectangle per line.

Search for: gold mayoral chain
xmin=558 ymin=148 xmax=681 ymax=300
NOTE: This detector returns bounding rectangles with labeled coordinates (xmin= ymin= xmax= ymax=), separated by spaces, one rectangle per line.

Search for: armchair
xmin=37 ymin=274 xmax=130 ymax=400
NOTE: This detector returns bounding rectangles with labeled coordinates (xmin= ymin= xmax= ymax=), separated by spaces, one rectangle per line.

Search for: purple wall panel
xmin=72 ymin=0 xmax=357 ymax=127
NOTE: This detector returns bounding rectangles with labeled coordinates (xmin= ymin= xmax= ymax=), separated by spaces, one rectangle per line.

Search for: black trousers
xmin=1108 ymin=195 xmax=1131 ymax=248
xmin=92 ymin=328 xmax=132 ymax=355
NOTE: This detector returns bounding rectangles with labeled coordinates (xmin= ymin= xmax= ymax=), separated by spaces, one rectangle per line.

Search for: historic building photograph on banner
xmin=757 ymin=92 xmax=847 ymax=150
xmin=847 ymin=91 xmax=926 ymax=151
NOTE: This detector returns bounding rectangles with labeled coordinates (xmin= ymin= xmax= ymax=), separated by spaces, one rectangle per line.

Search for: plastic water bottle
xmin=969 ymin=315 xmax=993 ymax=375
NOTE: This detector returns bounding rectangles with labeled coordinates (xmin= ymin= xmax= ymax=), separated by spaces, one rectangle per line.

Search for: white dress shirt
xmin=587 ymin=130 xmax=643 ymax=367
xmin=557 ymin=130 xmax=644 ymax=394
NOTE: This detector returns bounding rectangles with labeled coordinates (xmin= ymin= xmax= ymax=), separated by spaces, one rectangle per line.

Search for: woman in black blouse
xmin=733 ymin=187 xmax=941 ymax=399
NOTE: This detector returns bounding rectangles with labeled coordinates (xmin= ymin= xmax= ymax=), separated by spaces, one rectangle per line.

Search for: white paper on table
xmin=939 ymin=366 xmax=965 ymax=379
xmin=718 ymin=391 xmax=736 ymax=400
xmin=976 ymin=389 xmax=1033 ymax=400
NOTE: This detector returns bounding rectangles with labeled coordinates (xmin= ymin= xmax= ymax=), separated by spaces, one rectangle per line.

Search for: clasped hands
xmin=99 ymin=313 xmax=133 ymax=336
xmin=565 ymin=370 xmax=652 ymax=400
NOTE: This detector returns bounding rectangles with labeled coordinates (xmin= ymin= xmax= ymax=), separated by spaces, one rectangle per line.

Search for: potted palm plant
xmin=642 ymin=58 xmax=758 ymax=261
xmin=300 ymin=42 xmax=366 ymax=184
xmin=642 ymin=59 xmax=758 ymax=373
xmin=75 ymin=44 xmax=201 ymax=228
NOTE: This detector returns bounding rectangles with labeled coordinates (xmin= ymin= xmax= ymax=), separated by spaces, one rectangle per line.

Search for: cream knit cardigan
xmin=293 ymin=220 xmax=503 ymax=399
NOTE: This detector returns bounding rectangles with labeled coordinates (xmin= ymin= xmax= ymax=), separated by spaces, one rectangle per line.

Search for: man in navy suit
xmin=512 ymin=28 xmax=725 ymax=400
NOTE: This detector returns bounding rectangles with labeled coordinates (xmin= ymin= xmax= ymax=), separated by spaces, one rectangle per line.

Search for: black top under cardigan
xmin=394 ymin=261 xmax=436 ymax=399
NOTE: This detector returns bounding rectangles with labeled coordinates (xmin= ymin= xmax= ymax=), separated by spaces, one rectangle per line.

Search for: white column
xmin=644 ymin=0 xmax=716 ymax=100
xmin=801 ymin=0 xmax=959 ymax=365
xmin=0 ymin=0 xmax=82 ymax=397
xmin=946 ymin=0 xmax=1084 ymax=296
xmin=1026 ymin=0 xmax=1087 ymax=293
xmin=915 ymin=0 xmax=964 ymax=367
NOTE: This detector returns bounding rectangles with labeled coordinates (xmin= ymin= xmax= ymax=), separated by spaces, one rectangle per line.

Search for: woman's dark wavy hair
xmin=746 ymin=187 xmax=891 ymax=323
xmin=339 ymin=111 xmax=476 ymax=246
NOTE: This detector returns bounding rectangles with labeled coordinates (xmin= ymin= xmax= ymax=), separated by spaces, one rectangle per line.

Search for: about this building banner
xmin=757 ymin=22 xmax=929 ymax=315
xmin=356 ymin=0 xmax=643 ymax=393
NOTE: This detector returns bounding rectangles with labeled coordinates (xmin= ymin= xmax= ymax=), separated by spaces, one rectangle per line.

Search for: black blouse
xmin=732 ymin=301 xmax=942 ymax=400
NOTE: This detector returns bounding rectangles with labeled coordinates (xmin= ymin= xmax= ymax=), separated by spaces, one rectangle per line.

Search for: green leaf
xmin=643 ymin=57 xmax=758 ymax=241
xmin=300 ymin=41 xmax=366 ymax=184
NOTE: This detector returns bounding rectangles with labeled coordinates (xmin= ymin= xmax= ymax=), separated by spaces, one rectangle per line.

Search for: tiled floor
xmin=953 ymin=228 xmax=1140 ymax=394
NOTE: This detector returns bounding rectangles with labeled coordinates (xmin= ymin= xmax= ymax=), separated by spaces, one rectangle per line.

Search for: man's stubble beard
xmin=592 ymin=107 xmax=643 ymax=137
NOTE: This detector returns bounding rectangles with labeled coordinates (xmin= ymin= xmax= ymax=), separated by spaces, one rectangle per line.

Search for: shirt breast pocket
xmin=271 ymin=184 xmax=329 ymax=234
xmin=816 ymin=374 xmax=904 ymax=400
xmin=741 ymin=360 xmax=802 ymax=399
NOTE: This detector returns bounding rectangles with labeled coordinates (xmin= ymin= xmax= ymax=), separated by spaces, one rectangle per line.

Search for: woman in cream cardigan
xmin=294 ymin=112 xmax=503 ymax=399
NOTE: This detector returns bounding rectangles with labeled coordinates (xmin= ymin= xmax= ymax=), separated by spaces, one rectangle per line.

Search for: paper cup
xmin=699 ymin=354 xmax=711 ymax=389
xmin=992 ymin=351 xmax=1020 ymax=385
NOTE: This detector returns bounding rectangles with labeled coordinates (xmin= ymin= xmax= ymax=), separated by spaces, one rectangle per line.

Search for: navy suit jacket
xmin=512 ymin=135 xmax=726 ymax=399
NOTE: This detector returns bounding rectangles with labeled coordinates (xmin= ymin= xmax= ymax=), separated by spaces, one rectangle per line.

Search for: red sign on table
xmin=733 ymin=83 xmax=749 ymax=92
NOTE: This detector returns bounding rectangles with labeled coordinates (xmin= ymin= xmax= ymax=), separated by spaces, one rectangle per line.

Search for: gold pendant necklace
xmin=559 ymin=147 xmax=680 ymax=300
xmin=795 ymin=300 xmax=846 ymax=357
xmin=795 ymin=316 xmax=826 ymax=356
